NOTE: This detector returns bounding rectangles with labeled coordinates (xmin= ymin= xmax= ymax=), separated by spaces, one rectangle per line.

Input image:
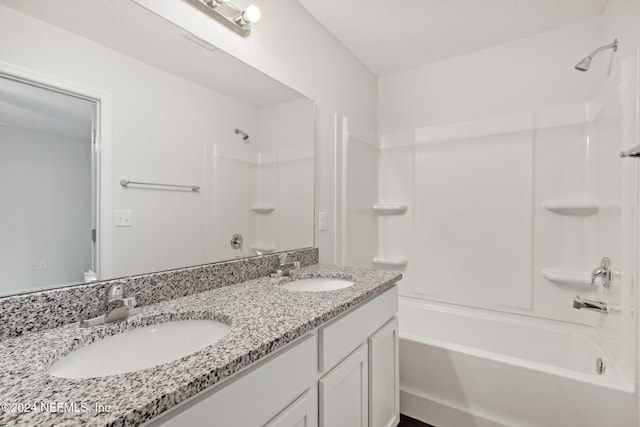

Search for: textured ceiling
xmin=297 ymin=0 xmax=608 ymax=75
xmin=0 ymin=0 xmax=303 ymax=108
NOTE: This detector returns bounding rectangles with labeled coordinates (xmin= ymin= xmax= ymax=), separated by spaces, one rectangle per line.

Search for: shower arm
xmin=585 ymin=39 xmax=618 ymax=59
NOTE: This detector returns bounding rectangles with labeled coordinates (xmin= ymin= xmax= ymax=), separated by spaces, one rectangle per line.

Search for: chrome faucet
xmin=80 ymin=282 xmax=142 ymax=327
xmin=270 ymin=253 xmax=300 ymax=278
xmin=591 ymin=257 xmax=612 ymax=288
xmin=572 ymin=296 xmax=609 ymax=313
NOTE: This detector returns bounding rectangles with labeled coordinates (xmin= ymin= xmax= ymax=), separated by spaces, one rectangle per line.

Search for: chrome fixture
xmin=235 ymin=128 xmax=251 ymax=143
xmin=270 ymin=253 xmax=300 ymax=278
xmin=80 ymin=282 xmax=141 ymax=327
xmin=120 ymin=179 xmax=200 ymax=192
xmin=595 ymin=358 xmax=606 ymax=375
xmin=253 ymin=248 xmax=264 ymax=256
xmin=572 ymin=296 xmax=609 ymax=313
xmin=182 ymin=0 xmax=261 ymax=38
xmin=620 ymin=144 xmax=640 ymax=158
xmin=575 ymin=38 xmax=618 ymax=72
xmin=230 ymin=233 xmax=243 ymax=250
xmin=591 ymin=257 xmax=612 ymax=289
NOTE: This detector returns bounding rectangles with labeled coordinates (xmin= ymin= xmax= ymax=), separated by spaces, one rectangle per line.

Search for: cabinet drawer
xmin=318 ymin=286 xmax=397 ymax=373
xmin=152 ymin=334 xmax=316 ymax=427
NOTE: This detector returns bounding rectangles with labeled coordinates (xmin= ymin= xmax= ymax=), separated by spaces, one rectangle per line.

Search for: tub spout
xmin=573 ymin=296 xmax=608 ymax=313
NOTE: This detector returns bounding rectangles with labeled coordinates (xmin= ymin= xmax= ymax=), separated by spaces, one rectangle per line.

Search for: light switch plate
xmin=114 ymin=210 xmax=132 ymax=227
xmin=318 ymin=211 xmax=327 ymax=231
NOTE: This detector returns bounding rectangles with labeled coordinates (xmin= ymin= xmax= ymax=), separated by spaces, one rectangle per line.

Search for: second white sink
xmin=48 ymin=319 xmax=230 ymax=378
xmin=281 ymin=278 xmax=354 ymax=292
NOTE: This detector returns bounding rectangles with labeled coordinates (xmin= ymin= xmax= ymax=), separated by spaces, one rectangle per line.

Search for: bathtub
xmin=398 ymin=297 xmax=636 ymax=427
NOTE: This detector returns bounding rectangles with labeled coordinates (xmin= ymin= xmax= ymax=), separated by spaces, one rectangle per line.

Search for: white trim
xmin=0 ymin=61 xmax=114 ymax=280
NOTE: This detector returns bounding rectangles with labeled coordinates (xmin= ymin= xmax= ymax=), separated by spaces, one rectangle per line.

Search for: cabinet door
xmin=265 ymin=389 xmax=317 ymax=427
xmin=368 ymin=317 xmax=399 ymax=427
xmin=319 ymin=343 xmax=368 ymax=427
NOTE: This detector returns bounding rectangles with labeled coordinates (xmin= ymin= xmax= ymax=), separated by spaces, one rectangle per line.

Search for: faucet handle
xmin=279 ymin=253 xmax=288 ymax=264
xmin=105 ymin=282 xmax=125 ymax=303
xmin=121 ymin=296 xmax=137 ymax=309
xmin=591 ymin=257 xmax=612 ymax=289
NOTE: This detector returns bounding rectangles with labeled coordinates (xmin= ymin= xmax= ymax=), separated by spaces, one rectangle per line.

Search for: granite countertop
xmin=0 ymin=264 xmax=400 ymax=427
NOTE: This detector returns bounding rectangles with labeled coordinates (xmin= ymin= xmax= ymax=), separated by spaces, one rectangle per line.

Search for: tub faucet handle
xmin=591 ymin=257 xmax=612 ymax=289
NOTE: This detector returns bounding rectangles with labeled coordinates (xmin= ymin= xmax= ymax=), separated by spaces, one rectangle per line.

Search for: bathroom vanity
xmin=0 ymin=254 xmax=401 ymax=427
xmin=150 ymin=282 xmax=398 ymax=427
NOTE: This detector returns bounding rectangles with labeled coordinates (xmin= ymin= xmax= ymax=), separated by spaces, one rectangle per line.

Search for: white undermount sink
xmin=48 ymin=319 xmax=230 ymax=379
xmin=281 ymin=278 xmax=354 ymax=292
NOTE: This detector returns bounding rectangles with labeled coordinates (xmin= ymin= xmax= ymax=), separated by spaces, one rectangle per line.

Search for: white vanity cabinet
xmin=147 ymin=286 xmax=398 ymax=427
xmin=317 ymin=286 xmax=399 ymax=427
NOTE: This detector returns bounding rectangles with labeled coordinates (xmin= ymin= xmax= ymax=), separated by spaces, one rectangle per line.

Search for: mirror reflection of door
xmin=0 ymin=75 xmax=96 ymax=295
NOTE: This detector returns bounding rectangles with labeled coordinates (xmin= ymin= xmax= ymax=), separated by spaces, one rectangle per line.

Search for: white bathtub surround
xmin=335 ymin=116 xmax=380 ymax=268
xmin=369 ymin=12 xmax=640 ymax=424
xmin=398 ymin=298 xmax=636 ymax=427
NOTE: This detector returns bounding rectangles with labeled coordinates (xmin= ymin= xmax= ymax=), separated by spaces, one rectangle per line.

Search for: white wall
xmin=378 ymin=17 xmax=604 ymax=133
xmin=133 ymin=0 xmax=378 ymax=264
xmin=0 ymin=126 xmax=91 ymax=293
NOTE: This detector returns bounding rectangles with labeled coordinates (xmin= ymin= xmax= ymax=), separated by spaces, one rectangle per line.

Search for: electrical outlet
xmin=114 ymin=210 xmax=132 ymax=227
xmin=31 ymin=263 xmax=38 ymax=271
xmin=39 ymin=261 xmax=47 ymax=270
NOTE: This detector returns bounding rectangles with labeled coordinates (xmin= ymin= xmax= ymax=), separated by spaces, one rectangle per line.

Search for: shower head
xmin=574 ymin=38 xmax=618 ymax=72
xmin=235 ymin=128 xmax=251 ymax=143
xmin=574 ymin=56 xmax=592 ymax=72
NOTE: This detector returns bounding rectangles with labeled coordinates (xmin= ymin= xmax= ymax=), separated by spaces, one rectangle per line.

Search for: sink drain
xmin=596 ymin=357 xmax=606 ymax=375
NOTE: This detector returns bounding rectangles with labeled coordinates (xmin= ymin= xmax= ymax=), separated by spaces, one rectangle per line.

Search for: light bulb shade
xmin=242 ymin=5 xmax=261 ymax=23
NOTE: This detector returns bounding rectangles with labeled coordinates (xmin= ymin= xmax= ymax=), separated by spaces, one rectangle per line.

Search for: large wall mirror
xmin=0 ymin=0 xmax=315 ymax=296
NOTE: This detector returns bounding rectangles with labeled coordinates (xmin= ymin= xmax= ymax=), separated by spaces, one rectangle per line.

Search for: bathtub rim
xmin=398 ymin=296 xmax=636 ymax=393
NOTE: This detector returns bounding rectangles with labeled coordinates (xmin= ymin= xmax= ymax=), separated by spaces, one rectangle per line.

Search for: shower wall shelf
xmin=541 ymin=200 xmax=598 ymax=216
xmin=373 ymin=204 xmax=408 ymax=215
xmin=250 ymin=205 xmax=276 ymax=214
xmin=541 ymin=269 xmax=591 ymax=287
xmin=373 ymin=257 xmax=408 ymax=267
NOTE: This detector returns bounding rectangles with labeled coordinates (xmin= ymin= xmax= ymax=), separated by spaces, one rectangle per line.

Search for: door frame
xmin=0 ymin=61 xmax=113 ymax=282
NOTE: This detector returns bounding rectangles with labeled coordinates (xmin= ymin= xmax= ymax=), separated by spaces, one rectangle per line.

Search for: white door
xmin=319 ymin=343 xmax=368 ymax=427
xmin=368 ymin=317 xmax=399 ymax=427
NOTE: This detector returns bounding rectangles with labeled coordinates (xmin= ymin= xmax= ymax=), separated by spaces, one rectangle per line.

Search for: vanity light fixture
xmin=182 ymin=0 xmax=261 ymax=38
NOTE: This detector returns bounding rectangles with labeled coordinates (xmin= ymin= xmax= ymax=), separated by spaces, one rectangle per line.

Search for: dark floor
xmin=399 ymin=414 xmax=436 ymax=427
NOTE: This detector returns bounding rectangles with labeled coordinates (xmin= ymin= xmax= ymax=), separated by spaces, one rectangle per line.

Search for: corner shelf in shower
xmin=373 ymin=204 xmax=408 ymax=215
xmin=541 ymin=269 xmax=591 ymax=287
xmin=250 ymin=205 xmax=276 ymax=214
xmin=541 ymin=200 xmax=598 ymax=216
xmin=373 ymin=257 xmax=408 ymax=267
